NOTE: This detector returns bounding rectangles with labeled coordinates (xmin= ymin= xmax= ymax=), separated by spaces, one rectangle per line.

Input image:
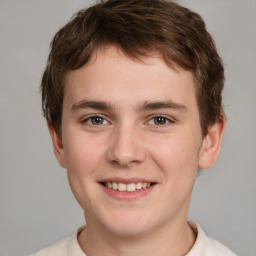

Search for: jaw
xmin=81 ymin=197 xmax=194 ymax=256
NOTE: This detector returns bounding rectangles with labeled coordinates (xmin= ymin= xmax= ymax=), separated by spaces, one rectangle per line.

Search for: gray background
xmin=0 ymin=0 xmax=255 ymax=255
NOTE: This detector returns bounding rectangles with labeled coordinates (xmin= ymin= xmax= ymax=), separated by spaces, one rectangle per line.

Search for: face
xmin=49 ymin=47 xmax=223 ymax=237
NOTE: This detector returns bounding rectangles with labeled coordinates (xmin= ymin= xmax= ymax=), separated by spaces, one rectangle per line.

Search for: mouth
xmin=101 ymin=181 xmax=154 ymax=192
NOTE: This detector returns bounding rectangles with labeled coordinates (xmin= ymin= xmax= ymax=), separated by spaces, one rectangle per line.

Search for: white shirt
xmin=28 ymin=222 xmax=237 ymax=256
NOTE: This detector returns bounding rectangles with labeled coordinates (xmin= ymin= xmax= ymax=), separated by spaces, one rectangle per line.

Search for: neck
xmin=78 ymin=217 xmax=196 ymax=256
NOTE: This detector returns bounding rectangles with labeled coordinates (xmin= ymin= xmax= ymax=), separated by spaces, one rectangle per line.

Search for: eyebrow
xmin=71 ymin=100 xmax=114 ymax=111
xmin=71 ymin=99 xmax=187 ymax=112
xmin=139 ymin=100 xmax=187 ymax=112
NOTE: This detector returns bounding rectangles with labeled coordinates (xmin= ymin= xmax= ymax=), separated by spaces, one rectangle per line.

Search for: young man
xmin=30 ymin=0 xmax=237 ymax=255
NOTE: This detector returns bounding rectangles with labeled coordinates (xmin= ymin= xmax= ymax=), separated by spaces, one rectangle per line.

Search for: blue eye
xmin=83 ymin=115 xmax=108 ymax=125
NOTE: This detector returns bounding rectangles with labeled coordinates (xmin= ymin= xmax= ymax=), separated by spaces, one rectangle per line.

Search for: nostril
xmin=106 ymin=134 xmax=146 ymax=167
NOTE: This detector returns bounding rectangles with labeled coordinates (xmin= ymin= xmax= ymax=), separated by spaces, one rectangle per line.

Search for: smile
xmin=103 ymin=182 xmax=152 ymax=192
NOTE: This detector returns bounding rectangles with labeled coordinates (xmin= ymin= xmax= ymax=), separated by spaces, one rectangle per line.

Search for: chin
xmin=101 ymin=210 xmax=155 ymax=237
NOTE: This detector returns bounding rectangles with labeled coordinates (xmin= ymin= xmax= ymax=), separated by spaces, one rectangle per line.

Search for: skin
xmin=49 ymin=46 xmax=225 ymax=256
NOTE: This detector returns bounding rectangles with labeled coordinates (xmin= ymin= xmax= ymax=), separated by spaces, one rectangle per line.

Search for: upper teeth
xmin=105 ymin=182 xmax=151 ymax=192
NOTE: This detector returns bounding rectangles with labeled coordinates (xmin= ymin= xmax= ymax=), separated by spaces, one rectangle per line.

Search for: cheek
xmin=62 ymin=132 xmax=104 ymax=195
xmin=63 ymin=131 xmax=104 ymax=174
xmin=150 ymin=134 xmax=200 ymax=185
xmin=146 ymin=134 xmax=201 ymax=219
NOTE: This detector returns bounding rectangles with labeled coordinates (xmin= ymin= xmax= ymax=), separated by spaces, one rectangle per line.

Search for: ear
xmin=47 ymin=122 xmax=66 ymax=168
xmin=198 ymin=114 xmax=226 ymax=169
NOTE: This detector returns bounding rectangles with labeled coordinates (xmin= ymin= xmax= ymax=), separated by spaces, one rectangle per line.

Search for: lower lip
xmin=100 ymin=183 xmax=156 ymax=200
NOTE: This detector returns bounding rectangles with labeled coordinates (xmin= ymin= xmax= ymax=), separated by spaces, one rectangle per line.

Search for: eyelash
xmin=81 ymin=114 xmax=110 ymax=126
xmin=81 ymin=114 xmax=174 ymax=127
xmin=147 ymin=115 xmax=174 ymax=126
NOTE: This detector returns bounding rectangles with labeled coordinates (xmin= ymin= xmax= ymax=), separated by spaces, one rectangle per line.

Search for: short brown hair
xmin=41 ymin=0 xmax=224 ymax=136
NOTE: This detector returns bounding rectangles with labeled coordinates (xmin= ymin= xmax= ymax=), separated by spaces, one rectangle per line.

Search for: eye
xmin=82 ymin=115 xmax=109 ymax=126
xmin=148 ymin=115 xmax=173 ymax=126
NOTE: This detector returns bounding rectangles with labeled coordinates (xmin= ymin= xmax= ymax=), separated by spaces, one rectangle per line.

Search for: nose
xmin=106 ymin=123 xmax=146 ymax=168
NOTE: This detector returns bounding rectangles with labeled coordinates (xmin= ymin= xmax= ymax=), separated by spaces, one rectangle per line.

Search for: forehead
xmin=64 ymin=47 xmax=198 ymax=111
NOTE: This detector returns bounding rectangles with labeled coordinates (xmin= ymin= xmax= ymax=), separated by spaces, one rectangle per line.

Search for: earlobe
xmin=47 ymin=122 xmax=66 ymax=168
xmin=198 ymin=114 xmax=226 ymax=169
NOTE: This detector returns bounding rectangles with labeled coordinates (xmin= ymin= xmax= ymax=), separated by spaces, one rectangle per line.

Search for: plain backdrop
xmin=0 ymin=0 xmax=255 ymax=255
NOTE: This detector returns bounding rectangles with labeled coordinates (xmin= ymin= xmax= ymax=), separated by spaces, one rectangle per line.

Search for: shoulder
xmin=207 ymin=236 xmax=237 ymax=256
xmin=28 ymin=237 xmax=70 ymax=256
xmin=28 ymin=226 xmax=86 ymax=256
xmin=187 ymin=221 xmax=237 ymax=256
